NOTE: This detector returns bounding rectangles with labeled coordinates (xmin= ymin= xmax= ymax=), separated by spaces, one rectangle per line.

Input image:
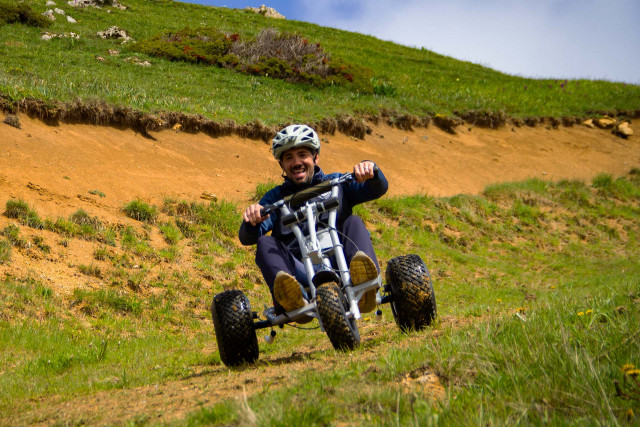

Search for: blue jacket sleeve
xmin=343 ymin=164 xmax=389 ymax=205
xmin=238 ymin=187 xmax=281 ymax=246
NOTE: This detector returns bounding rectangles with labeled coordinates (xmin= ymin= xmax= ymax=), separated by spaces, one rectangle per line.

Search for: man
xmin=239 ymin=124 xmax=388 ymax=317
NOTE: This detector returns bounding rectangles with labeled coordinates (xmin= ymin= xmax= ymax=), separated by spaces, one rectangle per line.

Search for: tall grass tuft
xmin=123 ymin=200 xmax=158 ymax=223
xmin=3 ymin=199 xmax=43 ymax=229
xmin=0 ymin=239 xmax=10 ymax=264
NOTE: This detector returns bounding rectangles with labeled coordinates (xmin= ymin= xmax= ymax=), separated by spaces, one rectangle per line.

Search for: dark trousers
xmin=255 ymin=215 xmax=379 ymax=305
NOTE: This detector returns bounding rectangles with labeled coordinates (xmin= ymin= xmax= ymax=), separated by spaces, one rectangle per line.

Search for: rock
xmin=614 ymin=122 xmax=633 ymax=138
xmin=41 ymin=32 xmax=80 ymax=40
xmin=46 ymin=0 xmax=56 ymax=5
xmin=108 ymin=49 xmax=119 ymax=56
xmin=595 ymin=116 xmax=616 ymax=129
xmin=42 ymin=10 xmax=56 ymax=20
xmin=67 ymin=15 xmax=77 ymax=23
xmin=54 ymin=7 xmax=65 ymax=15
xmin=68 ymin=0 xmax=126 ymax=9
xmin=246 ymin=4 xmax=285 ymax=19
xmin=582 ymin=118 xmax=595 ymax=128
xmin=3 ymin=115 xmax=21 ymax=129
xmin=201 ymin=192 xmax=218 ymax=202
xmin=97 ymin=26 xmax=132 ymax=42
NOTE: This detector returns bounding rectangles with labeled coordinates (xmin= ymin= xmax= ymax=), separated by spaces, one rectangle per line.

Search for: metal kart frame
xmin=253 ymin=173 xmax=382 ymax=332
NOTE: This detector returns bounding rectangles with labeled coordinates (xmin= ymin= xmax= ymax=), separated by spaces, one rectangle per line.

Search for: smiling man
xmin=239 ymin=124 xmax=389 ymax=319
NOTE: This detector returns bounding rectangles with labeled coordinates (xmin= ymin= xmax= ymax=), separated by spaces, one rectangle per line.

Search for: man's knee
xmin=255 ymin=235 xmax=278 ymax=262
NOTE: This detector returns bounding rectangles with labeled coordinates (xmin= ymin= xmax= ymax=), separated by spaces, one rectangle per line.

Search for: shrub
xmin=135 ymin=27 xmax=233 ymax=64
xmin=135 ymin=27 xmax=374 ymax=91
xmin=0 ymin=2 xmax=51 ymax=27
xmin=123 ymin=200 xmax=158 ymax=223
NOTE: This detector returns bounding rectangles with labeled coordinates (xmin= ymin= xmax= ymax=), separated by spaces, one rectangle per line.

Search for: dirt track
xmin=0 ymin=115 xmax=638 ymax=424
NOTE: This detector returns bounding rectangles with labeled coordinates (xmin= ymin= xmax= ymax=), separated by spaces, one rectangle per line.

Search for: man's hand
xmin=242 ymin=203 xmax=267 ymax=226
xmin=353 ymin=161 xmax=376 ymax=183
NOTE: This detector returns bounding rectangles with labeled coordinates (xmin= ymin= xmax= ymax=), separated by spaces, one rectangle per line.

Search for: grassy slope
xmin=1 ymin=0 xmax=639 ymax=125
xmin=1 ymin=1 xmax=640 ymax=424
xmin=1 ymin=172 xmax=639 ymax=424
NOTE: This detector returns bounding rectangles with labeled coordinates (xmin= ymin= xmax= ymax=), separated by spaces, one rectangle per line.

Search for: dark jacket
xmin=239 ymin=165 xmax=388 ymax=255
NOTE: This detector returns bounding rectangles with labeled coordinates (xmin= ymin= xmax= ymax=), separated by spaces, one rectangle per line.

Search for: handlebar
xmin=259 ymin=165 xmax=378 ymax=217
xmin=260 ymin=172 xmax=354 ymax=217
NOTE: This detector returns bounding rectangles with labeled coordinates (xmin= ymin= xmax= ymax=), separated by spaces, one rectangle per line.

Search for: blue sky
xmin=182 ymin=0 xmax=640 ymax=84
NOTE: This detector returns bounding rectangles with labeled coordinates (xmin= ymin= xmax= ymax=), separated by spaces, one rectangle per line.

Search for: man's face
xmin=280 ymin=147 xmax=317 ymax=185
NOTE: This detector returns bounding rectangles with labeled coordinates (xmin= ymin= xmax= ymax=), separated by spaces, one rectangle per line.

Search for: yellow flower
xmin=496 ymin=299 xmax=502 ymax=302
xmin=577 ymin=312 xmax=584 ymax=316
xmin=622 ymin=364 xmax=635 ymax=373
xmin=516 ymin=307 xmax=526 ymax=313
xmin=626 ymin=369 xmax=640 ymax=378
xmin=586 ymin=309 xmax=593 ymax=314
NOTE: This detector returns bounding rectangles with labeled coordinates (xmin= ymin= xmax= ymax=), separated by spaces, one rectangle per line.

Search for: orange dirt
xmin=2 ymin=115 xmax=637 ymax=213
xmin=0 ymin=115 xmax=638 ymax=425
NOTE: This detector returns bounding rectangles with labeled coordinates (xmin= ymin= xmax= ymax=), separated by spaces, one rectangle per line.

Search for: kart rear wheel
xmin=211 ymin=290 xmax=259 ymax=367
xmin=316 ymin=282 xmax=360 ymax=350
xmin=385 ymin=254 xmax=437 ymax=331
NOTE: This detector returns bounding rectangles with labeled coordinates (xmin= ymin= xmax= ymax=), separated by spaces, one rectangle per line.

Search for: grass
xmin=123 ymin=200 xmax=158 ymax=223
xmin=3 ymin=199 xmax=43 ymax=229
xmin=0 ymin=172 xmax=638 ymax=424
xmin=0 ymin=239 xmax=10 ymax=264
xmin=0 ymin=0 xmax=638 ymax=127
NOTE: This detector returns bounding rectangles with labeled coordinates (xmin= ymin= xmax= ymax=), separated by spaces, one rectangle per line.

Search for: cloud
xmin=297 ymin=0 xmax=640 ymax=83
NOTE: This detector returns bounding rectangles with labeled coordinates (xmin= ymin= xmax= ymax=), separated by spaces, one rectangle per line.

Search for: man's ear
xmin=313 ymin=152 xmax=319 ymax=165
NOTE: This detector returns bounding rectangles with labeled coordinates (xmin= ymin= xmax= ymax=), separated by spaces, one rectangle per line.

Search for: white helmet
xmin=272 ymin=124 xmax=320 ymax=160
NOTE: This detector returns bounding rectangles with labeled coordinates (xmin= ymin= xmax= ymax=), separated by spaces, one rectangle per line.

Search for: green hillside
xmin=1 ymin=0 xmax=639 ymax=127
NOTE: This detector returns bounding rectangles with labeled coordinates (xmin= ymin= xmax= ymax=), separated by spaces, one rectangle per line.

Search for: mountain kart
xmin=211 ymin=171 xmax=437 ymax=367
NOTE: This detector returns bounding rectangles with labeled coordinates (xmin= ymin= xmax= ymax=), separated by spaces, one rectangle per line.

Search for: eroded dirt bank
xmin=1 ymin=115 xmax=637 ymax=219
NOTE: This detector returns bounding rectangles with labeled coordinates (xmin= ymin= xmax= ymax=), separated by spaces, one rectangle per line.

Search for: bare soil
xmin=0 ymin=115 xmax=638 ymax=425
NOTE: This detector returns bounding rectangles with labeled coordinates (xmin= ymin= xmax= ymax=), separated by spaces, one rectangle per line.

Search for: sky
xmin=183 ymin=0 xmax=640 ymax=85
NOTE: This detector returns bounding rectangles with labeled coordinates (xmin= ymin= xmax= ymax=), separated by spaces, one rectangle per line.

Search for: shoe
xmin=273 ymin=272 xmax=312 ymax=324
xmin=350 ymin=251 xmax=379 ymax=313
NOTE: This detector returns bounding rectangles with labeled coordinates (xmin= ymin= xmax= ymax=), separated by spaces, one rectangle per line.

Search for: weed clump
xmin=0 ymin=2 xmax=51 ymax=27
xmin=72 ymin=288 xmax=142 ymax=316
xmin=592 ymin=173 xmax=639 ymax=201
xmin=3 ymin=199 xmax=43 ymax=229
xmin=123 ymin=200 xmax=158 ymax=223
xmin=0 ymin=240 xmax=11 ymax=264
xmin=251 ymin=180 xmax=279 ymax=202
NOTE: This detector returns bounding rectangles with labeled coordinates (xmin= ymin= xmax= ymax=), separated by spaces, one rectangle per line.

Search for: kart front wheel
xmin=211 ymin=290 xmax=259 ymax=367
xmin=316 ymin=282 xmax=360 ymax=350
xmin=385 ymin=254 xmax=437 ymax=331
